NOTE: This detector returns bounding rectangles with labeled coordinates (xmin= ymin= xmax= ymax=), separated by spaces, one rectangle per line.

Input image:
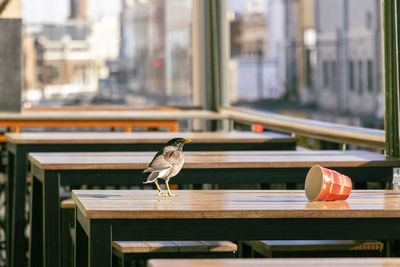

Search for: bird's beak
xmin=184 ymin=139 xmax=191 ymax=143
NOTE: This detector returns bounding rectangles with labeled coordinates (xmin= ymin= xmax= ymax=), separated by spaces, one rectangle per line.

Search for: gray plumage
xmin=143 ymin=138 xmax=191 ymax=196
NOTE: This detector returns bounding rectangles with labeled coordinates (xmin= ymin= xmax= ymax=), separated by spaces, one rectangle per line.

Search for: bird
xmin=143 ymin=138 xmax=191 ymax=197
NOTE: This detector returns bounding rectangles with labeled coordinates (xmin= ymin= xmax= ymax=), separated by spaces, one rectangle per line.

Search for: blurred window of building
xmin=323 ymin=61 xmax=328 ymax=89
xmin=227 ymin=0 xmax=383 ymax=130
xmin=358 ymin=60 xmax=363 ymax=95
xmin=367 ymin=60 xmax=373 ymax=92
xmin=21 ymin=0 xmax=193 ymax=108
xmin=349 ymin=60 xmax=354 ymax=92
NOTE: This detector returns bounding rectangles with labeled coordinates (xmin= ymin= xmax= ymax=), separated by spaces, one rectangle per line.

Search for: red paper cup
xmin=305 ymin=165 xmax=352 ymax=201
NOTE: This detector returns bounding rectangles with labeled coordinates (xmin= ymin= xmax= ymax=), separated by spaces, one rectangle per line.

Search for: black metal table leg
xmin=89 ymin=221 xmax=111 ymax=267
xmin=75 ymin=209 xmax=111 ymax=267
xmin=5 ymin=150 xmax=14 ymax=267
xmin=28 ymin=175 xmax=43 ymax=267
xmin=43 ymin=172 xmax=61 ymax=267
xmin=10 ymin=147 xmax=28 ymax=267
xmin=75 ymin=207 xmax=88 ymax=267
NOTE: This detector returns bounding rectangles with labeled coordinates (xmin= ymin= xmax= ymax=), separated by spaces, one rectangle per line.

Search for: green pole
xmin=383 ymin=0 xmax=400 ymax=157
xmin=205 ymin=0 xmax=224 ymax=130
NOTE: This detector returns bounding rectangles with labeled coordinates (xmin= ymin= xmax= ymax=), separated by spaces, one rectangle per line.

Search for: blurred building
xmin=23 ymin=30 xmax=38 ymax=93
xmin=279 ymin=0 xmax=382 ymax=127
xmin=229 ymin=0 xmax=283 ymax=101
xmin=313 ymin=0 xmax=382 ymax=126
xmin=230 ymin=10 xmax=268 ymax=57
xmin=22 ymin=0 xmax=120 ymax=106
xmin=34 ymin=20 xmax=96 ymax=101
xmin=70 ymin=0 xmax=88 ymax=19
xmin=119 ymin=0 xmax=192 ymax=106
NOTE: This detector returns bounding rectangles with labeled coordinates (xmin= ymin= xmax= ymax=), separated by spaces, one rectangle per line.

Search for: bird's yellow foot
xmin=159 ymin=192 xmax=176 ymax=197
xmin=158 ymin=191 xmax=166 ymax=196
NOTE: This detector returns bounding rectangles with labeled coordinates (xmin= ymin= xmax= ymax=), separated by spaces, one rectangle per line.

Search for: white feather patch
xmin=157 ymin=168 xmax=170 ymax=178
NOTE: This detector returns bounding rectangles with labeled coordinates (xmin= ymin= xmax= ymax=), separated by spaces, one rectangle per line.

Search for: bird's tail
xmin=142 ymin=172 xmax=158 ymax=184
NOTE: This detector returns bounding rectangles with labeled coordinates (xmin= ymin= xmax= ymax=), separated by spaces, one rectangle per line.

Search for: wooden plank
xmin=71 ymin=190 xmax=400 ymax=219
xmin=6 ymin=131 xmax=295 ymax=144
xmin=245 ymin=240 xmax=384 ymax=252
xmin=28 ymin=150 xmax=400 ymax=170
xmin=172 ymin=241 xmax=208 ymax=252
xmin=148 ymin=258 xmax=400 ymax=267
xmin=112 ymin=241 xmax=151 ymax=253
xmin=0 ymin=120 xmax=179 ymax=132
xmin=219 ymin=106 xmax=385 ymax=148
xmin=60 ymin=199 xmax=74 ymax=209
xmin=0 ymin=110 xmax=226 ymax=121
xmin=145 ymin=241 xmax=179 ymax=253
xmin=202 ymin=241 xmax=238 ymax=252
xmin=111 ymin=240 xmax=237 ymax=253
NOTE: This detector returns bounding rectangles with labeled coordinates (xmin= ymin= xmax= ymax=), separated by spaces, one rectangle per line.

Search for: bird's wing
xmin=143 ymin=150 xmax=173 ymax=173
xmin=164 ymin=149 xmax=183 ymax=164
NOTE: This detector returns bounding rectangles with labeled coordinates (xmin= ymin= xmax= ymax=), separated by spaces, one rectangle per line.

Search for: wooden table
xmin=6 ymin=131 xmax=296 ymax=267
xmin=27 ymin=150 xmax=400 ymax=267
xmin=147 ymin=258 xmax=400 ymax=267
xmin=70 ymin=190 xmax=400 ymax=267
xmin=0 ymin=109 xmax=227 ymax=142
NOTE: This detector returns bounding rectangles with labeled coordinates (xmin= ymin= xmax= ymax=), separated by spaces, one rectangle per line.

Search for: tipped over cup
xmin=305 ymin=165 xmax=352 ymax=201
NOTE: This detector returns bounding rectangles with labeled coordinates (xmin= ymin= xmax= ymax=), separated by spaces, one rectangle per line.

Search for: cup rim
xmin=305 ymin=165 xmax=324 ymax=201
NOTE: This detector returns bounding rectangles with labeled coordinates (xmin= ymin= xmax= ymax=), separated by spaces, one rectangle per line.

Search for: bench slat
xmin=249 ymin=240 xmax=384 ymax=252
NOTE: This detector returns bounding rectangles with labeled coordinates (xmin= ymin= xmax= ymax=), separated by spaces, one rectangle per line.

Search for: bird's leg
xmin=154 ymin=180 xmax=165 ymax=196
xmin=165 ymin=181 xmax=176 ymax=197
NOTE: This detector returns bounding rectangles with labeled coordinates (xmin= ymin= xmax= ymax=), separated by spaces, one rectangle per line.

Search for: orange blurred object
xmin=252 ymin=124 xmax=264 ymax=133
xmin=305 ymin=165 xmax=352 ymax=201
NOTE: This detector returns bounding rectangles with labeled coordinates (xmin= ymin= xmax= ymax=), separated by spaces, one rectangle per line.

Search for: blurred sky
xmin=20 ymin=0 xmax=121 ymax=24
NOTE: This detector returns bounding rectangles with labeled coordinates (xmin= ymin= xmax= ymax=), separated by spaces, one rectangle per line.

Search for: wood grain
xmin=147 ymin=258 xmax=400 ymax=267
xmin=112 ymin=240 xmax=237 ymax=253
xmin=71 ymin=190 xmax=400 ymax=219
xmin=29 ymin=150 xmax=400 ymax=170
xmin=6 ymin=131 xmax=295 ymax=144
xmin=245 ymin=240 xmax=384 ymax=252
xmin=0 ymin=110 xmax=226 ymax=121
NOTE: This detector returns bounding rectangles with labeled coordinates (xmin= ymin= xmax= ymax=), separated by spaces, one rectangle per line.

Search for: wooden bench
xmin=239 ymin=240 xmax=384 ymax=258
xmin=147 ymin=258 xmax=400 ymax=267
xmin=113 ymin=241 xmax=236 ymax=267
xmin=61 ymin=200 xmax=237 ymax=267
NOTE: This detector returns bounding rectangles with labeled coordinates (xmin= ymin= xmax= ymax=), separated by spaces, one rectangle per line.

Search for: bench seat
xmin=240 ymin=240 xmax=384 ymax=258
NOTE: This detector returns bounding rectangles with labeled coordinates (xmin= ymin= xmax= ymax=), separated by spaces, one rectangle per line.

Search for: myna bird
xmin=143 ymin=138 xmax=191 ymax=197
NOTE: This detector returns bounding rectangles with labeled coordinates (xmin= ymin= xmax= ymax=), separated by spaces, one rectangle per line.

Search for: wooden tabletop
xmin=28 ymin=150 xmax=400 ymax=170
xmin=147 ymin=258 xmax=400 ymax=267
xmin=72 ymin=190 xmax=400 ymax=219
xmin=6 ymin=131 xmax=295 ymax=144
xmin=0 ymin=110 xmax=226 ymax=121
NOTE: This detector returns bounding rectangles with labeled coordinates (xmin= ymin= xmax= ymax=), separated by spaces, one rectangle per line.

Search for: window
xmin=367 ymin=60 xmax=373 ymax=92
xmin=331 ymin=61 xmax=336 ymax=92
xmin=323 ymin=61 xmax=329 ymax=89
xmin=227 ymin=0 xmax=382 ymax=129
xmin=358 ymin=60 xmax=363 ymax=94
xmin=21 ymin=0 xmax=193 ymax=108
xmin=349 ymin=61 xmax=354 ymax=92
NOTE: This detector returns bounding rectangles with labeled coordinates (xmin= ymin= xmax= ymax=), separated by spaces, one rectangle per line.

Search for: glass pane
xmin=228 ymin=0 xmax=382 ymax=129
xmin=21 ymin=0 xmax=193 ymax=108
